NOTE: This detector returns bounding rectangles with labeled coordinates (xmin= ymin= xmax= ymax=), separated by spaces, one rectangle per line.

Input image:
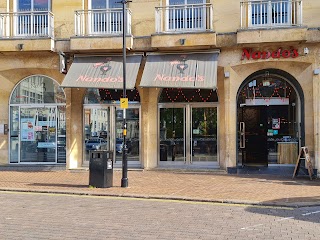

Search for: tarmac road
xmin=0 ymin=191 xmax=319 ymax=240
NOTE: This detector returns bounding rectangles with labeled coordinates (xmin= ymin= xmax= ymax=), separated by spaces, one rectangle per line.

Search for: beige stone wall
xmin=139 ymin=87 xmax=160 ymax=169
xmin=67 ymin=88 xmax=85 ymax=169
xmin=1 ymin=0 xmax=320 ymax=39
xmin=52 ymin=1 xmax=82 ymax=39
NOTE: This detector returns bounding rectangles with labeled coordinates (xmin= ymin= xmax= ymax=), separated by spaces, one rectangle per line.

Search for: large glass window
xmin=11 ymin=75 xmax=65 ymax=104
xmin=9 ymin=75 xmax=66 ymax=164
xmin=83 ymin=88 xmax=140 ymax=166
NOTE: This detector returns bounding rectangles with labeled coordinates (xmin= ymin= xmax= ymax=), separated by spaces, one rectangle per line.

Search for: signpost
xmin=120 ymin=0 xmax=129 ymax=188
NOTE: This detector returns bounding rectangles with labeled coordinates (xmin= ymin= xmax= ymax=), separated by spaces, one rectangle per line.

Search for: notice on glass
xmin=21 ymin=118 xmax=35 ymax=141
xmin=272 ymin=118 xmax=280 ymax=130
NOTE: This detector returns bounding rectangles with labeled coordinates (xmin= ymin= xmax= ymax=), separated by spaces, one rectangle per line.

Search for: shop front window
xmin=83 ymin=88 xmax=140 ymax=166
xmin=9 ymin=75 xmax=66 ymax=164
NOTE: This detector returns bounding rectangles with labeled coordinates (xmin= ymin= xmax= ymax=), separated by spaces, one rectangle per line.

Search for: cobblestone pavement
xmin=0 ymin=191 xmax=319 ymax=240
xmin=0 ymin=169 xmax=319 ymax=207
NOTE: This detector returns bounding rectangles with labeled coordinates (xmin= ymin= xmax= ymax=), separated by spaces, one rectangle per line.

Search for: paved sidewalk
xmin=0 ymin=169 xmax=319 ymax=207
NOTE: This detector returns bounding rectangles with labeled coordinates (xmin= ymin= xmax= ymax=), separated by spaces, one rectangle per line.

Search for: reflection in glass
xmin=191 ymin=108 xmax=217 ymax=162
xmin=9 ymin=75 xmax=66 ymax=164
xmin=11 ymin=76 xmax=66 ymax=104
xmin=84 ymin=108 xmax=111 ymax=162
xmin=115 ymin=108 xmax=140 ymax=162
xmin=20 ymin=107 xmax=56 ymax=163
xmin=160 ymin=108 xmax=185 ymax=162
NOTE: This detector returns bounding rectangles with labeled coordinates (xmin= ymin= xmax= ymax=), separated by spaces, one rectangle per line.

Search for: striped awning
xmin=61 ymin=55 xmax=142 ymax=89
xmin=139 ymin=52 xmax=219 ymax=89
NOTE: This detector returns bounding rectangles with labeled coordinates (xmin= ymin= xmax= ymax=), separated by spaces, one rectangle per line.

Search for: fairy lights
xmin=95 ymin=88 xmax=140 ymax=103
xmin=161 ymin=88 xmax=217 ymax=103
xmin=240 ymin=80 xmax=293 ymax=101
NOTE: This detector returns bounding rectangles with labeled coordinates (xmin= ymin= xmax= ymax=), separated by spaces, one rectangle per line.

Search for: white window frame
xmin=248 ymin=0 xmax=291 ymax=28
xmin=13 ymin=0 xmax=52 ymax=37
xmin=88 ymin=0 xmax=122 ymax=35
xmin=166 ymin=0 xmax=206 ymax=32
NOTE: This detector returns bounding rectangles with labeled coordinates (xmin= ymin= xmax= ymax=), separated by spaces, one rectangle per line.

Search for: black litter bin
xmin=160 ymin=144 xmax=167 ymax=161
xmin=89 ymin=150 xmax=113 ymax=188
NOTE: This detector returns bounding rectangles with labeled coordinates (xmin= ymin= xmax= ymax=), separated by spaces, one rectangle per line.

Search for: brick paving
xmin=0 ymin=169 xmax=319 ymax=207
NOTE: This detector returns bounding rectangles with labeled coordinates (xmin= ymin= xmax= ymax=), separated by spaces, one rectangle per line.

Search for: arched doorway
xmin=9 ymin=75 xmax=66 ymax=164
xmin=158 ymin=88 xmax=218 ymax=168
xmin=83 ymin=88 xmax=141 ymax=167
xmin=237 ymin=69 xmax=304 ymax=167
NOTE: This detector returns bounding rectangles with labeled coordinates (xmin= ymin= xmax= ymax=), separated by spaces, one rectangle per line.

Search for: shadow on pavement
xmin=245 ymin=196 xmax=320 ymax=223
xmin=174 ymin=171 xmax=320 ymax=186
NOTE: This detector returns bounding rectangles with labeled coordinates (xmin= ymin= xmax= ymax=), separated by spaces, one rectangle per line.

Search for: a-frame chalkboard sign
xmin=292 ymin=147 xmax=315 ymax=180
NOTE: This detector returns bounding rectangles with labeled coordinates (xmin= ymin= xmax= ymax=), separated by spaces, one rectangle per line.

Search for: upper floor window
xmin=167 ymin=0 xmax=206 ymax=31
xmin=250 ymin=0 xmax=290 ymax=26
xmin=17 ymin=0 xmax=51 ymax=12
xmin=240 ymin=0 xmax=303 ymax=29
xmin=88 ymin=0 xmax=124 ymax=34
xmin=90 ymin=0 xmax=122 ymax=9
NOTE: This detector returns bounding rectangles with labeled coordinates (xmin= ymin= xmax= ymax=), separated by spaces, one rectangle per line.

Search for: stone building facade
xmin=0 ymin=0 xmax=319 ymax=176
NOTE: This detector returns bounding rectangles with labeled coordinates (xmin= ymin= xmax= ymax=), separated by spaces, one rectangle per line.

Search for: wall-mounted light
xmin=304 ymin=47 xmax=309 ymax=55
xmin=224 ymin=71 xmax=230 ymax=78
xmin=314 ymin=69 xmax=320 ymax=75
xmin=179 ymin=38 xmax=186 ymax=45
xmin=17 ymin=43 xmax=24 ymax=51
xmin=59 ymin=51 xmax=67 ymax=74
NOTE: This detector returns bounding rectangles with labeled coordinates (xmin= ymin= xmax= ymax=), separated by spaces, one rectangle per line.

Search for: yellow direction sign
xmin=120 ymin=98 xmax=128 ymax=109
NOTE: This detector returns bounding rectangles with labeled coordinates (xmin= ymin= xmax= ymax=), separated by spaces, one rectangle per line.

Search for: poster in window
xmin=21 ymin=117 xmax=35 ymax=141
xmin=272 ymin=118 xmax=280 ymax=130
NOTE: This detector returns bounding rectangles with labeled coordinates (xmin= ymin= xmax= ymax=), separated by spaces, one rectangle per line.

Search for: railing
xmin=155 ymin=4 xmax=213 ymax=33
xmin=0 ymin=11 xmax=54 ymax=38
xmin=75 ymin=9 xmax=132 ymax=36
xmin=240 ymin=0 xmax=302 ymax=29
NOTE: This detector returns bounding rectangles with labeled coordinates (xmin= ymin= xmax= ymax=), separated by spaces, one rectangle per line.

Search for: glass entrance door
xmin=159 ymin=107 xmax=185 ymax=163
xmin=20 ymin=107 xmax=57 ymax=163
xmin=159 ymin=104 xmax=218 ymax=166
xmin=191 ymin=107 xmax=217 ymax=163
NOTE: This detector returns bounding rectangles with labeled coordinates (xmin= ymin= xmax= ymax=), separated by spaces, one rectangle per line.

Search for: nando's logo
xmin=172 ymin=54 xmax=188 ymax=74
xmin=93 ymin=57 xmax=112 ymax=75
xmin=76 ymin=57 xmax=123 ymax=83
xmin=154 ymin=55 xmax=205 ymax=82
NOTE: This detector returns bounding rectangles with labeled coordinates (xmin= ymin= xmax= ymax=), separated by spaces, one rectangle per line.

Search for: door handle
xmin=239 ymin=122 xmax=245 ymax=149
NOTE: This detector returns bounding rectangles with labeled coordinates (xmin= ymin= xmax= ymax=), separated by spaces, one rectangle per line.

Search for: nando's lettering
xmin=154 ymin=54 xmax=205 ymax=83
xmin=76 ymin=75 xmax=123 ymax=83
xmin=241 ymin=48 xmax=299 ymax=60
xmin=154 ymin=75 xmax=205 ymax=82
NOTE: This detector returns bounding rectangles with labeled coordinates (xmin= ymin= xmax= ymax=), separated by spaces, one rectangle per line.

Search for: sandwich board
xmin=292 ymin=147 xmax=315 ymax=180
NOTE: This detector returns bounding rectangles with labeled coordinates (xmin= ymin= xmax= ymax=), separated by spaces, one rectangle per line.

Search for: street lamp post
xmin=121 ymin=0 xmax=129 ymax=188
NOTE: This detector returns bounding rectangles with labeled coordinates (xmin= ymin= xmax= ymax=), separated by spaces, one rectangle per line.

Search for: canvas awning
xmin=139 ymin=52 xmax=219 ymax=89
xmin=61 ymin=55 xmax=142 ymax=89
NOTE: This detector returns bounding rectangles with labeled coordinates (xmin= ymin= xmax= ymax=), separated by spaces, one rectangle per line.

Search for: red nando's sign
xmin=241 ymin=48 xmax=299 ymax=60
